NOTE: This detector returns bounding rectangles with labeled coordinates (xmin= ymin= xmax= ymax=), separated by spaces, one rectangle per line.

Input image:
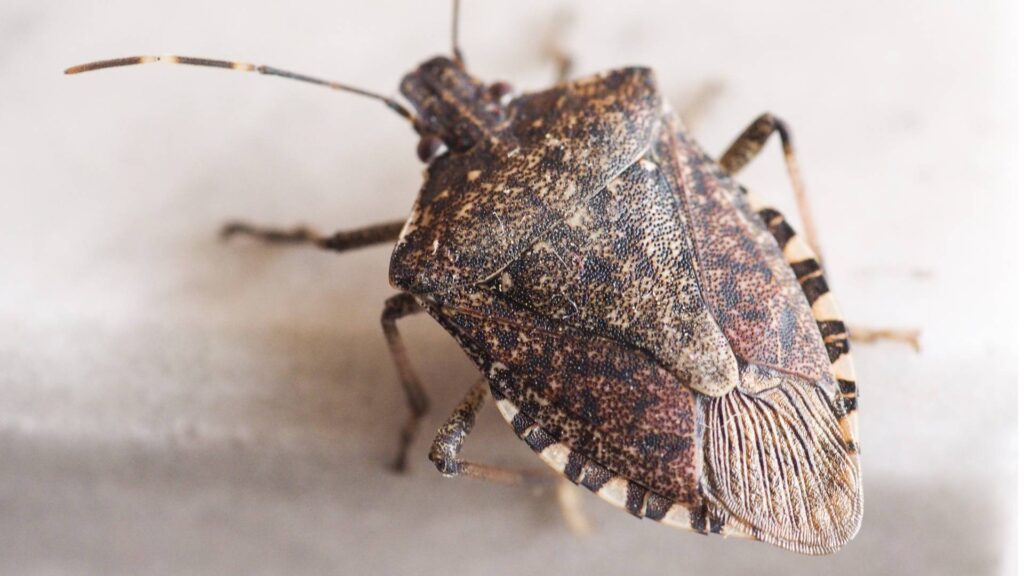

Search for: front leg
xmin=222 ymin=220 xmax=405 ymax=254
xmin=381 ymin=293 xmax=431 ymax=472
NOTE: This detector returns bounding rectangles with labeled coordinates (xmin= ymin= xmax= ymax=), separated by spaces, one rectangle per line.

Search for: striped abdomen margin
xmin=486 ymin=192 xmax=858 ymax=538
xmin=489 ymin=384 xmax=738 ymax=538
xmin=746 ymin=192 xmax=860 ymax=454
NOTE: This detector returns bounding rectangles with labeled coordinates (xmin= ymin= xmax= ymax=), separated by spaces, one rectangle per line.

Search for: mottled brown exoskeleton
xmin=68 ymin=0 xmax=887 ymax=555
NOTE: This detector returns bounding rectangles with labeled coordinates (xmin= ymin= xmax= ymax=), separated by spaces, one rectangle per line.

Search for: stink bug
xmin=67 ymin=0 xmax=875 ymax=555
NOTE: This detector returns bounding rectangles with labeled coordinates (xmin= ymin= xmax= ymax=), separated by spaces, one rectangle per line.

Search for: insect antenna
xmin=452 ymin=0 xmax=465 ymax=66
xmin=64 ymin=55 xmax=416 ymax=123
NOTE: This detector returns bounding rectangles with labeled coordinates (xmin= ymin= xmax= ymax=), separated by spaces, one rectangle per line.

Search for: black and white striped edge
xmin=486 ymin=192 xmax=859 ymax=547
xmin=746 ymin=191 xmax=860 ymax=453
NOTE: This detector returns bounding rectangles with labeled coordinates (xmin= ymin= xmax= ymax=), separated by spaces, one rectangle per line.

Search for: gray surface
xmin=0 ymin=0 xmax=1017 ymax=574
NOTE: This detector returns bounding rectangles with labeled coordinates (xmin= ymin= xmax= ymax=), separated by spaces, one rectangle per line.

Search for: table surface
xmin=0 ymin=1 xmax=1017 ymax=574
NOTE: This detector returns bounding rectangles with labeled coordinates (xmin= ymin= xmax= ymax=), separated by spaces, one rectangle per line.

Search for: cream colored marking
xmin=811 ymin=291 xmax=842 ymax=321
xmin=798 ymin=269 xmax=824 ymax=283
xmin=539 ymin=443 xmax=571 ymax=473
xmin=745 ymin=193 xmax=770 ymax=212
xmin=467 ymin=170 xmax=481 ymax=182
xmin=563 ymin=181 xmax=578 ymax=200
xmin=565 ymin=207 xmax=586 ymax=228
xmin=140 ymin=55 xmax=159 ymax=64
xmin=641 ymin=159 xmax=658 ymax=172
xmin=431 ymin=239 xmax=439 ymax=255
xmin=839 ymin=413 xmax=860 ymax=443
xmin=783 ymin=236 xmax=817 ymax=263
xmin=396 ymin=206 xmax=420 ymax=243
xmin=718 ymin=521 xmax=754 ymax=540
xmin=498 ymin=272 xmax=514 ymax=293
xmin=494 ymin=397 xmax=517 ymax=420
xmin=231 ymin=61 xmax=255 ymax=71
xmin=595 ymin=477 xmax=629 ymax=509
xmin=659 ymin=504 xmax=693 ymax=530
xmin=493 ymin=212 xmax=508 ymax=237
xmin=531 ymin=118 xmax=544 ymax=128
xmin=837 ymin=412 xmax=860 ymax=451
xmin=832 ymin=353 xmax=856 ymax=382
xmin=822 ymin=332 xmax=850 ymax=345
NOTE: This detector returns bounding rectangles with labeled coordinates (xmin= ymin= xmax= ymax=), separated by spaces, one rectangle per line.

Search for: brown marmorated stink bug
xmin=65 ymin=0 xmax=916 ymax=555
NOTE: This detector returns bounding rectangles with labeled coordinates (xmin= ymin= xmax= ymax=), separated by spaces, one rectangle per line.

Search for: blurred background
xmin=0 ymin=0 xmax=1017 ymax=574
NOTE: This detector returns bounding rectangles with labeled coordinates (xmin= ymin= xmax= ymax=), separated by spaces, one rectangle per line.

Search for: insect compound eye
xmin=488 ymin=81 xmax=515 ymax=107
xmin=416 ymin=135 xmax=448 ymax=163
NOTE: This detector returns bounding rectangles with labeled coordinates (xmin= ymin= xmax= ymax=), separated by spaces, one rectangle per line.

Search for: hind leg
xmin=430 ymin=378 xmax=555 ymax=485
xmin=725 ymin=117 xmax=919 ymax=352
xmin=430 ymin=378 xmax=592 ymax=533
xmin=718 ymin=113 xmax=821 ymax=259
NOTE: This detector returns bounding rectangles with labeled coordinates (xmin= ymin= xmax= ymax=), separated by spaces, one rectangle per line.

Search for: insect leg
xmin=548 ymin=46 xmax=574 ymax=84
xmin=556 ymin=478 xmax=593 ymax=535
xmin=848 ymin=326 xmax=921 ymax=351
xmin=221 ymin=220 xmax=404 ymax=254
xmin=719 ymin=113 xmax=821 ymax=258
xmin=542 ymin=9 xmax=575 ymax=83
xmin=430 ymin=378 xmax=556 ymax=485
xmin=381 ymin=293 xmax=431 ymax=472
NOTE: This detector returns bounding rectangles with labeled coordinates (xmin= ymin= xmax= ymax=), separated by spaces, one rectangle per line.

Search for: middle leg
xmin=381 ymin=293 xmax=431 ymax=472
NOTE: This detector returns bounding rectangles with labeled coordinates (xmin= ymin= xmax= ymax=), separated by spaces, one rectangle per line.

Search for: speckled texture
xmin=389 ymin=56 xmax=861 ymax=552
xmin=667 ymin=119 xmax=833 ymax=388
xmin=423 ymin=285 xmax=704 ymax=507
xmin=0 ymin=0 xmax=1015 ymax=573
xmin=390 ymin=66 xmax=661 ymax=292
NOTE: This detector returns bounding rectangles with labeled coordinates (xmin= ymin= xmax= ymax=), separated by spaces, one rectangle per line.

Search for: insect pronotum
xmin=68 ymin=0 xmax=868 ymax=554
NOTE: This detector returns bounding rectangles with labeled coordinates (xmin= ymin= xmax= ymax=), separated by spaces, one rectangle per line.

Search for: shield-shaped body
xmin=391 ymin=60 xmax=861 ymax=555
